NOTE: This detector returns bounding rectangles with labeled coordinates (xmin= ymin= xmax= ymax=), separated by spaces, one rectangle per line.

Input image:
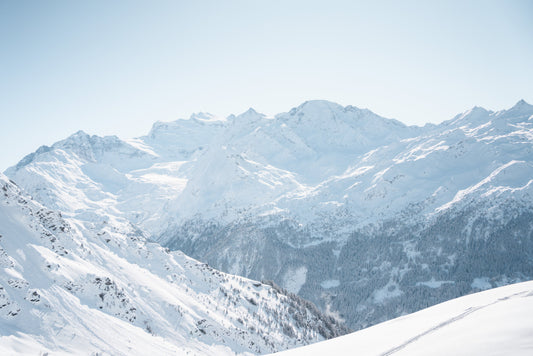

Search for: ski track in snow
xmin=381 ymin=291 xmax=528 ymax=355
xmin=275 ymin=282 xmax=533 ymax=356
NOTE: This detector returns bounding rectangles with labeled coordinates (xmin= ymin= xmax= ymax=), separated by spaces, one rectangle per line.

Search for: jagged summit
xmin=505 ymin=98 xmax=533 ymax=116
xmin=59 ymin=129 xmax=123 ymax=145
xmin=72 ymin=129 xmax=90 ymax=137
xmin=242 ymin=107 xmax=260 ymax=115
xmin=231 ymin=107 xmax=266 ymax=123
xmin=513 ymin=98 xmax=530 ymax=108
xmin=445 ymin=100 xmax=533 ymax=127
xmin=444 ymin=105 xmax=493 ymax=127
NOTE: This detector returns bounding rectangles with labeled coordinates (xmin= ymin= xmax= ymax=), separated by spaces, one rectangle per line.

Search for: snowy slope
xmin=5 ymin=99 xmax=533 ymax=330
xmin=0 ymin=174 xmax=348 ymax=355
xmin=276 ymin=280 xmax=533 ymax=356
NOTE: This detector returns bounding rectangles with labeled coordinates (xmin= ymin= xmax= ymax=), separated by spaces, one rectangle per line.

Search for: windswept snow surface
xmin=0 ymin=174 xmax=348 ymax=355
xmin=5 ymin=99 xmax=533 ymax=330
xmin=276 ymin=281 xmax=533 ymax=356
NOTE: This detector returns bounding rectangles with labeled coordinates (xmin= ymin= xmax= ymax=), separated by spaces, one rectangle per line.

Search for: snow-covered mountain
xmin=276 ymin=280 xmax=533 ymax=356
xmin=6 ymin=99 xmax=533 ymax=330
xmin=0 ymin=174 xmax=348 ymax=355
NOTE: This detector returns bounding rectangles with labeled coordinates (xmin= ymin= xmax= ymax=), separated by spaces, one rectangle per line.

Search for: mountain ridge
xmin=0 ymin=172 xmax=349 ymax=355
xmin=5 ymin=99 xmax=533 ymax=330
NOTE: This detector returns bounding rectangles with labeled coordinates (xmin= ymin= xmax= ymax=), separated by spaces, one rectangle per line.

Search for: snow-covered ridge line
xmin=0 ymin=173 xmax=349 ymax=355
xmin=275 ymin=280 xmax=533 ymax=355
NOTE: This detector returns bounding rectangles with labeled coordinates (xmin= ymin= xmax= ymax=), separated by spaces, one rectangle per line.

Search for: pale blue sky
xmin=1 ymin=0 xmax=532 ymax=170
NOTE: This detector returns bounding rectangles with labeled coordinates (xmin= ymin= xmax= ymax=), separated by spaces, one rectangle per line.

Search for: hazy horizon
xmin=1 ymin=0 xmax=532 ymax=170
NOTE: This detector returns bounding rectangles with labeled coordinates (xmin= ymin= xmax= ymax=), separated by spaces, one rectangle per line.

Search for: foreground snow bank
xmin=276 ymin=280 xmax=533 ymax=355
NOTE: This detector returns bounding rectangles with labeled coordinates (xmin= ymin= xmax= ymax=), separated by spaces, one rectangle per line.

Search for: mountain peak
xmin=189 ymin=112 xmax=222 ymax=122
xmin=231 ymin=107 xmax=265 ymax=123
xmin=511 ymin=99 xmax=532 ymax=110
xmin=61 ymin=130 xmax=123 ymax=147
xmin=60 ymin=130 xmax=94 ymax=145
xmin=242 ymin=107 xmax=260 ymax=116
xmin=445 ymin=106 xmax=492 ymax=127
xmin=289 ymin=100 xmax=344 ymax=115
xmin=495 ymin=99 xmax=533 ymax=121
xmin=75 ymin=129 xmax=88 ymax=135
xmin=62 ymin=130 xmax=90 ymax=140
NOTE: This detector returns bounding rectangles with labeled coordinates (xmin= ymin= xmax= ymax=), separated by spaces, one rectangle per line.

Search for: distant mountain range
xmin=6 ymin=99 xmax=533 ymax=332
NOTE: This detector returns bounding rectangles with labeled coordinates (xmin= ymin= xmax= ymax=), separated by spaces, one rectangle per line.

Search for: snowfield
xmin=276 ymin=280 xmax=533 ymax=356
